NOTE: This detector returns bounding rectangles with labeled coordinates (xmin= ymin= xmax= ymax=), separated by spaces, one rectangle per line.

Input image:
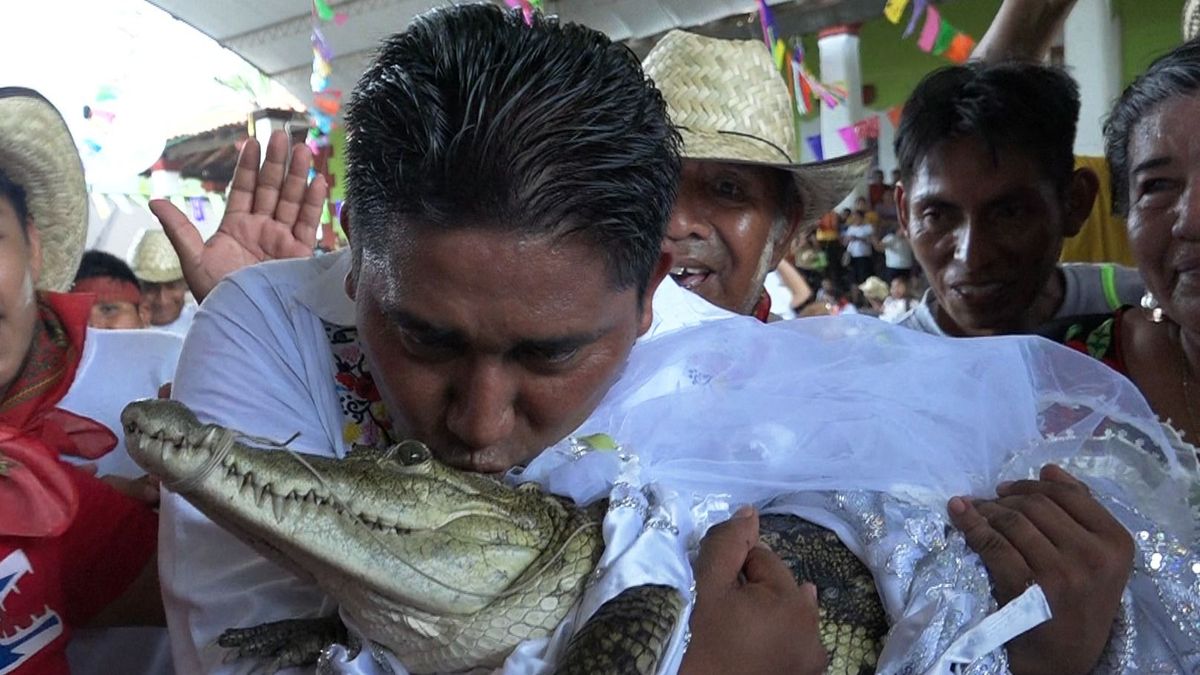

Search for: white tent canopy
xmin=146 ymin=0 xmax=874 ymax=113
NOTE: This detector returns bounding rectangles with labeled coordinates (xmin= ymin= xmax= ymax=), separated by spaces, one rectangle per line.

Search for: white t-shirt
xmin=844 ymin=224 xmax=875 ymax=259
xmin=55 ymin=326 xmax=182 ymax=675
xmin=893 ymin=263 xmax=1145 ymax=334
xmin=880 ymin=296 xmax=914 ymax=323
xmin=159 ymin=249 xmax=733 ymax=674
xmin=880 ymin=233 xmax=914 ymax=270
xmin=763 ymin=271 xmax=796 ymax=320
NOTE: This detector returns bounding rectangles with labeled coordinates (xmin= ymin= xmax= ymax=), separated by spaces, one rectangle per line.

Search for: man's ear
xmin=637 ymin=250 xmax=672 ymax=336
xmin=895 ymin=181 xmax=911 ymax=236
xmin=344 ymin=263 xmax=358 ymax=301
xmin=338 ymin=201 xmax=352 ymax=245
xmin=341 ymin=200 xmax=359 ymax=301
xmin=1062 ymin=168 xmax=1100 ymax=239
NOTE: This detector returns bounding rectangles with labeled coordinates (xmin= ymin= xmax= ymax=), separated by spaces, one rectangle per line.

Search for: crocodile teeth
xmin=256 ymin=483 xmax=273 ymax=508
xmin=240 ymin=472 xmax=256 ymax=498
xmin=272 ymin=494 xmax=286 ymax=523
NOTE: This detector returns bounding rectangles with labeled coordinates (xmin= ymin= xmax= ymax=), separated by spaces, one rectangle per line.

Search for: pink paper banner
xmin=838 ymin=126 xmax=862 ymax=153
xmin=918 ymin=5 xmax=942 ymax=53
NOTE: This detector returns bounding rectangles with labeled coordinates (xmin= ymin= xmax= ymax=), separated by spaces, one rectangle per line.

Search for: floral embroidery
xmin=323 ymin=321 xmax=394 ymax=448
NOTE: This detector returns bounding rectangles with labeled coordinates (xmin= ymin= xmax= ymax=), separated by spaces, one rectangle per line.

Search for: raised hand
xmin=149 ymin=129 xmax=328 ymax=302
xmin=949 ymin=464 xmax=1133 ymax=675
xmin=680 ymin=506 xmax=827 ymax=675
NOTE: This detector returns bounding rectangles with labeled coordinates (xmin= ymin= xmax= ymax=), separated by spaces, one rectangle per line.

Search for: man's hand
xmin=680 ymin=506 xmax=827 ymax=675
xmin=77 ymin=463 xmax=161 ymax=506
xmin=149 ymin=130 xmax=328 ymax=302
xmin=949 ymin=464 xmax=1133 ymax=675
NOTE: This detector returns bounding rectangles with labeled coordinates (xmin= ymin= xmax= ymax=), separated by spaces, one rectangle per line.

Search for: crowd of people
xmin=1 ymin=0 xmax=1198 ymax=673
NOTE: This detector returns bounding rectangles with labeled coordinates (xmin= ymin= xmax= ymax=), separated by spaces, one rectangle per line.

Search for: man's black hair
xmin=74 ymin=250 xmax=141 ymax=289
xmin=895 ymin=61 xmax=1080 ymax=193
xmin=0 ymin=166 xmax=29 ymax=232
xmin=1105 ymin=39 xmax=1200 ymax=215
xmin=345 ymin=3 xmax=680 ymax=294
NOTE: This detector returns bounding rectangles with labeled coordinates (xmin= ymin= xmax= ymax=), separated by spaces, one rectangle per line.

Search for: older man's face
xmin=664 ymin=160 xmax=798 ymax=314
xmin=141 ymin=278 xmax=188 ymax=326
xmin=350 ymin=223 xmax=667 ymax=475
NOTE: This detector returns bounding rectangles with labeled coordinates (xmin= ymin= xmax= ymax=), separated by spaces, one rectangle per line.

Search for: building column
xmin=1065 ymin=0 xmax=1122 ymax=156
xmin=818 ymin=24 xmax=865 ymax=159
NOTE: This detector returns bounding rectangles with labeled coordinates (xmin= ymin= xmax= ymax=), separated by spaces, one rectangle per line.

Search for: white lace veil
xmin=552 ymin=315 xmax=1194 ymax=540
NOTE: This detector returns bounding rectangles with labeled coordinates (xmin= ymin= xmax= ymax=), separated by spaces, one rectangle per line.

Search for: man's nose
xmin=445 ymin=358 xmax=516 ymax=451
xmin=951 ymin=218 xmax=995 ymax=271
xmin=665 ymin=194 xmax=715 ymax=242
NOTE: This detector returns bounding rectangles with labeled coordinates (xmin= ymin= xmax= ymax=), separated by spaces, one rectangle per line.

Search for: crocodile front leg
xmin=554 ymin=584 xmax=684 ymax=675
xmin=218 ymin=615 xmax=355 ymax=671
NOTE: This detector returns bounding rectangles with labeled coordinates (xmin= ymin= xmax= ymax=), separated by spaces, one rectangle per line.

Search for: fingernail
xmin=804 ymin=583 xmax=818 ymax=603
xmin=996 ymin=480 xmax=1014 ymax=494
xmin=733 ymin=505 xmax=755 ymax=519
xmin=948 ymin=496 xmax=967 ymax=515
xmin=754 ymin=540 xmax=771 ymax=551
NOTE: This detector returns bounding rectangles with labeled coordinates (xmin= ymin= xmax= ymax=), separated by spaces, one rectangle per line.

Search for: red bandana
xmin=0 ymin=293 xmax=116 ymax=538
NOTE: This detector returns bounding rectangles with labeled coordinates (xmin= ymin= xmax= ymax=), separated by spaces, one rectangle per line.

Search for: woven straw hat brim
xmin=679 ymin=127 xmax=872 ymax=225
xmin=135 ymin=268 xmax=185 ymax=284
xmin=645 ymin=31 xmax=872 ymax=226
xmin=131 ymin=229 xmax=184 ymax=284
xmin=0 ymin=88 xmax=86 ymax=293
xmin=1186 ymin=0 xmax=1200 ymax=41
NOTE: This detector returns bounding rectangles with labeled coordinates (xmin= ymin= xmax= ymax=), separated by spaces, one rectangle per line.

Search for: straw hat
xmin=643 ymin=30 xmax=871 ymax=224
xmin=0 ymin=88 xmax=87 ymax=293
xmin=858 ymin=276 xmax=889 ymax=303
xmin=131 ymin=229 xmax=184 ymax=284
xmin=1186 ymin=0 xmax=1199 ymax=41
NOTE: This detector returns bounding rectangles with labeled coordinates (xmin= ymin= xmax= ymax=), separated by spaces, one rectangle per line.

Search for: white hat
xmin=643 ymin=30 xmax=871 ymax=224
xmin=131 ymin=229 xmax=183 ymax=284
xmin=0 ymin=88 xmax=87 ymax=292
xmin=858 ymin=276 xmax=889 ymax=302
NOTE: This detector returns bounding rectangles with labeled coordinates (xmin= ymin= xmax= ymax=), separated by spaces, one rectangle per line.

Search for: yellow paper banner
xmin=884 ymin=0 xmax=910 ymax=24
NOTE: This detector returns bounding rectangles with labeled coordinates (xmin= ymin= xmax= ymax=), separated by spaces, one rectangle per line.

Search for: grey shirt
xmin=892 ymin=263 xmax=1145 ymax=336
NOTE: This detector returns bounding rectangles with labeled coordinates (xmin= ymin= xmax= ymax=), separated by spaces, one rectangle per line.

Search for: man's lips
xmin=437 ymin=449 xmax=514 ymax=475
xmin=948 ymin=281 xmax=1007 ymax=303
xmin=670 ymin=265 xmax=713 ymax=291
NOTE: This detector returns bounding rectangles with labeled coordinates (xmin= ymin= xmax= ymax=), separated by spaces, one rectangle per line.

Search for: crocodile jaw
xmin=121 ymin=400 xmax=553 ymax=616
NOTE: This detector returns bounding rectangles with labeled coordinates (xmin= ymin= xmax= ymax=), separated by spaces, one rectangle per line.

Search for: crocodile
xmin=122 ymin=399 xmax=887 ymax=674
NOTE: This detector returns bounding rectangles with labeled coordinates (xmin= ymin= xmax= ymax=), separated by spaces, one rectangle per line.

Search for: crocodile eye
xmin=392 ymin=441 xmax=431 ymax=466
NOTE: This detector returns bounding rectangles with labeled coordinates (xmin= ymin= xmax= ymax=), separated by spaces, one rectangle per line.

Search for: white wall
xmin=1065 ymin=0 xmax=1123 ymax=156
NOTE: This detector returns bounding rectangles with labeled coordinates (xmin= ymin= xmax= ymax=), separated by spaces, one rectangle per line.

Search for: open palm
xmin=149 ymin=130 xmax=328 ymax=301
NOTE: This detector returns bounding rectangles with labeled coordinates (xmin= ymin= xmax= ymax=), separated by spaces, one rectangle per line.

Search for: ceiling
xmin=147 ymin=0 xmax=894 ymax=114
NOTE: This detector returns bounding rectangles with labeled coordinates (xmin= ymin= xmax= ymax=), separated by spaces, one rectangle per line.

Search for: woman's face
xmin=1125 ymin=94 xmax=1200 ymax=332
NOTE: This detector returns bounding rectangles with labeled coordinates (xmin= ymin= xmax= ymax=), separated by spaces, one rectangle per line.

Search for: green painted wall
xmin=860 ymin=0 xmax=1002 ymax=110
xmin=1115 ymin=0 xmax=1185 ymax=86
xmin=795 ymin=0 xmax=1184 ymax=116
xmin=794 ymin=0 xmax=1001 ymax=117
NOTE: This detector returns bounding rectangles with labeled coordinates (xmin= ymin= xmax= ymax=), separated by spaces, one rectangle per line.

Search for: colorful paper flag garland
xmin=308 ymin=1 xmax=347 ymax=142
xmin=886 ymin=0 xmax=976 ymax=64
xmin=756 ymin=0 xmax=846 ymax=116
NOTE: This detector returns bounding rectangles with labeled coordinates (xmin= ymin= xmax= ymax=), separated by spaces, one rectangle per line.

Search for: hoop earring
xmin=1141 ymin=291 xmax=1165 ymax=323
